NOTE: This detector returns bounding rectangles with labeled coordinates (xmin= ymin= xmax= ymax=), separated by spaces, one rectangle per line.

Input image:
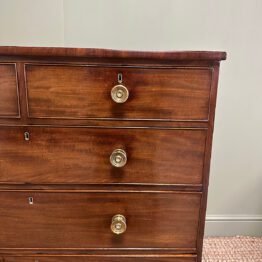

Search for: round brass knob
xmin=111 ymin=214 xmax=127 ymax=235
xmin=111 ymin=84 xmax=129 ymax=103
xmin=110 ymin=149 xmax=127 ymax=168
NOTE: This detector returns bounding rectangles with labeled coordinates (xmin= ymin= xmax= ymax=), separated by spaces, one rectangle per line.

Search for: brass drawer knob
xmin=110 ymin=149 xmax=127 ymax=168
xmin=111 ymin=214 xmax=127 ymax=235
xmin=111 ymin=84 xmax=129 ymax=103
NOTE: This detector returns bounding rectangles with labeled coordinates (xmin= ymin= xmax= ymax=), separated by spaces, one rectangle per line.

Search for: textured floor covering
xmin=203 ymin=236 xmax=262 ymax=261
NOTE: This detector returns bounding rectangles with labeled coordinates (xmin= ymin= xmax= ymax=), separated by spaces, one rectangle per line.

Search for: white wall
xmin=0 ymin=0 xmax=64 ymax=46
xmin=0 ymin=0 xmax=261 ymax=236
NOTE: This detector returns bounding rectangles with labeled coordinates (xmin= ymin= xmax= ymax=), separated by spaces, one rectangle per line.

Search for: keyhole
xmin=118 ymin=73 xmax=123 ymax=83
xmin=24 ymin=131 xmax=30 ymax=141
xmin=29 ymin=197 xmax=34 ymax=205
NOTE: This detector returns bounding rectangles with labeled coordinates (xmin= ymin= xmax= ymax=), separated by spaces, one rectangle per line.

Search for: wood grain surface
xmin=2 ymin=255 xmax=197 ymax=262
xmin=0 ymin=127 xmax=206 ymax=185
xmin=0 ymin=191 xmax=201 ymax=249
xmin=0 ymin=64 xmax=19 ymax=117
xmin=0 ymin=47 xmax=226 ymax=262
xmin=25 ymin=64 xmax=212 ymax=121
xmin=0 ymin=46 xmax=226 ymax=61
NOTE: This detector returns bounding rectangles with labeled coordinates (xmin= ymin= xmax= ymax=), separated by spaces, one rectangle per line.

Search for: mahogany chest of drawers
xmin=0 ymin=46 xmax=226 ymax=262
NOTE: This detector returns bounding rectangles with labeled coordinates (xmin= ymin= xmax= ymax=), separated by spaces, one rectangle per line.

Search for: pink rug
xmin=203 ymin=236 xmax=262 ymax=261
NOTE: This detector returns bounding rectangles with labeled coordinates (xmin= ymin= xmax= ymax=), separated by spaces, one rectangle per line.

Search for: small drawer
xmin=3 ymin=255 xmax=197 ymax=262
xmin=0 ymin=64 xmax=19 ymax=118
xmin=0 ymin=127 xmax=207 ymax=185
xmin=25 ymin=64 xmax=212 ymax=121
xmin=0 ymin=191 xmax=201 ymax=249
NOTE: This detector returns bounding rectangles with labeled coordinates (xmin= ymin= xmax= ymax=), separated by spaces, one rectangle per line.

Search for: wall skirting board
xmin=205 ymin=215 xmax=262 ymax=236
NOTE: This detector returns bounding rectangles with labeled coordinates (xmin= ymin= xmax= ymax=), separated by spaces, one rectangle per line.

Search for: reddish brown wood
xmin=0 ymin=47 xmax=226 ymax=262
xmin=16 ymin=62 xmax=29 ymax=122
xmin=0 ymin=64 xmax=19 ymax=118
xmin=0 ymin=127 xmax=206 ymax=185
xmin=2 ymin=255 xmax=197 ymax=262
xmin=196 ymin=62 xmax=221 ymax=261
xmin=0 ymin=118 xmax=210 ymax=128
xmin=0 ymin=191 xmax=201 ymax=249
xmin=0 ymin=184 xmax=202 ymax=193
xmin=0 ymin=46 xmax=226 ymax=61
xmin=25 ymin=64 xmax=212 ymax=121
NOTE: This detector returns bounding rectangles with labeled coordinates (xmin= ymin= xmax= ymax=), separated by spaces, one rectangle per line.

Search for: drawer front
xmin=0 ymin=191 xmax=201 ymax=249
xmin=0 ymin=64 xmax=19 ymax=117
xmin=0 ymin=127 xmax=206 ymax=185
xmin=25 ymin=64 xmax=212 ymax=121
xmin=3 ymin=255 xmax=197 ymax=262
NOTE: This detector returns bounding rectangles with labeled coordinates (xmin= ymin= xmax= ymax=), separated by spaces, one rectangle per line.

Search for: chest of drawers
xmin=0 ymin=46 xmax=226 ymax=262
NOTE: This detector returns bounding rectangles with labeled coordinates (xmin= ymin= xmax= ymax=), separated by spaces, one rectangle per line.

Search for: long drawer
xmin=25 ymin=64 xmax=212 ymax=121
xmin=0 ymin=191 xmax=201 ymax=249
xmin=0 ymin=127 xmax=206 ymax=185
xmin=2 ymin=255 xmax=197 ymax=262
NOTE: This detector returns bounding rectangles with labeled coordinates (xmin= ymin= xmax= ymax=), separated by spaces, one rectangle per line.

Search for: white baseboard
xmin=205 ymin=215 xmax=262 ymax=237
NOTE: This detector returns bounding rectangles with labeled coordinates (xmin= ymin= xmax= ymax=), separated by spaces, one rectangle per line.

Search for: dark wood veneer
xmin=0 ymin=127 xmax=207 ymax=185
xmin=0 ymin=191 xmax=201 ymax=249
xmin=25 ymin=64 xmax=212 ymax=121
xmin=0 ymin=46 xmax=226 ymax=262
xmin=0 ymin=46 xmax=226 ymax=61
xmin=0 ymin=63 xmax=20 ymax=118
xmin=3 ymin=255 xmax=197 ymax=262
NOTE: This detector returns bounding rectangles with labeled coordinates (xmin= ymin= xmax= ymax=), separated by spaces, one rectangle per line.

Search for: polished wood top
xmin=0 ymin=46 xmax=226 ymax=61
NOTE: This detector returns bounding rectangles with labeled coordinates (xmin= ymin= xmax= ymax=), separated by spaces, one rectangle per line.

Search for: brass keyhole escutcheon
xmin=24 ymin=131 xmax=30 ymax=141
